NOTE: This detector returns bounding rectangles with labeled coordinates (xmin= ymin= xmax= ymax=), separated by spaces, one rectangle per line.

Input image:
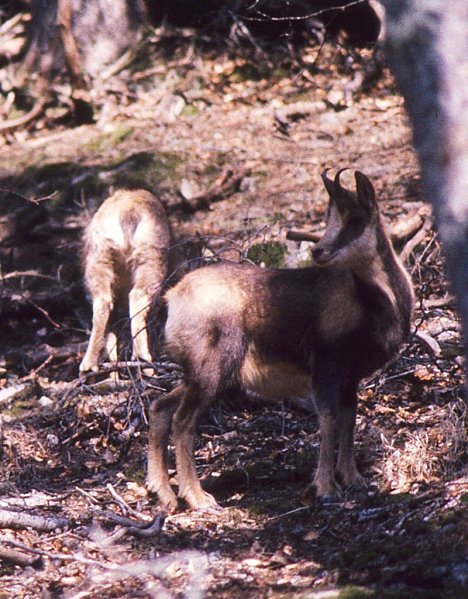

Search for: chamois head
xmin=312 ymin=169 xmax=379 ymax=268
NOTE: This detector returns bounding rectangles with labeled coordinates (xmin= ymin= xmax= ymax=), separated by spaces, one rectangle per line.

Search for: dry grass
xmin=380 ymin=399 xmax=467 ymax=492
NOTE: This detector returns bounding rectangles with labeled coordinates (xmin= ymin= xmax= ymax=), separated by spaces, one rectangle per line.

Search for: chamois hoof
xmin=79 ymin=361 xmax=99 ymax=375
xmin=147 ymin=484 xmax=179 ymax=513
xmin=183 ymin=490 xmax=221 ymax=512
xmin=302 ymin=478 xmax=343 ymax=505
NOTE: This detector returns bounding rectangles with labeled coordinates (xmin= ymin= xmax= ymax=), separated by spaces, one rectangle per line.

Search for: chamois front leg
xmin=148 ymin=385 xmax=184 ymax=511
xmin=336 ymin=380 xmax=367 ymax=489
xmin=172 ymin=386 xmax=220 ymax=511
xmin=309 ymin=373 xmax=342 ymax=501
xmin=80 ymin=295 xmax=113 ymax=373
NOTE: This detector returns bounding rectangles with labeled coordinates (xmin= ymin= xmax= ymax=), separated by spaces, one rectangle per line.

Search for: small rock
xmin=39 ymin=395 xmax=54 ymax=408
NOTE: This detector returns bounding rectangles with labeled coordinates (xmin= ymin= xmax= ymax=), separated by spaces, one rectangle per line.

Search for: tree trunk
xmin=381 ymin=0 xmax=468 ymax=396
xmin=18 ymin=0 xmax=148 ymax=84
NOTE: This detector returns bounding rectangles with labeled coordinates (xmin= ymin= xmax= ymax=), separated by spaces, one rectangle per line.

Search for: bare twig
xmin=0 ymin=270 xmax=56 ymax=281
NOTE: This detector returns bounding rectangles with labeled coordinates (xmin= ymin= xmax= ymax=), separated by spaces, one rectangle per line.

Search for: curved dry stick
xmin=0 ymin=100 xmax=46 ymax=133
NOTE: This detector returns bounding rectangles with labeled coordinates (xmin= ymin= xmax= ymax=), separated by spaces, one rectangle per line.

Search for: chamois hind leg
xmin=105 ymin=331 xmax=119 ymax=382
xmin=129 ymin=258 xmax=165 ymax=375
xmin=80 ymin=275 xmax=114 ymax=373
xmin=173 ymin=381 xmax=220 ymax=511
xmin=336 ymin=380 xmax=367 ymax=489
xmin=147 ymin=385 xmax=184 ymax=511
xmin=309 ymin=368 xmax=342 ymax=501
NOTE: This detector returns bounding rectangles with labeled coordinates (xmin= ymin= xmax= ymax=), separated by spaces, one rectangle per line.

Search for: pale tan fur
xmin=240 ymin=347 xmax=311 ymax=399
xmin=79 ymin=189 xmax=171 ymax=374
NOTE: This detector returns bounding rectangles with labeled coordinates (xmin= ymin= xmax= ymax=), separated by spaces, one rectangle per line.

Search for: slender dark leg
xmin=310 ymin=368 xmax=342 ymax=500
xmin=147 ymin=385 xmax=184 ymax=511
xmin=173 ymin=385 xmax=220 ymax=510
xmin=336 ymin=380 xmax=366 ymax=488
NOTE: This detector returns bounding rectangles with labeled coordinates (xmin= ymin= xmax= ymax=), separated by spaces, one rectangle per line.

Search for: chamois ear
xmin=355 ymin=171 xmax=376 ymax=214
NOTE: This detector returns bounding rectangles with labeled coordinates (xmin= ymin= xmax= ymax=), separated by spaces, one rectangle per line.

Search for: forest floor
xmin=0 ymin=25 xmax=466 ymax=599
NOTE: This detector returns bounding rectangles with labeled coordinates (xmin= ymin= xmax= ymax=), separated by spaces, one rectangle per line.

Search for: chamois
xmin=79 ymin=189 xmax=171 ymax=375
xmin=147 ymin=170 xmax=414 ymax=511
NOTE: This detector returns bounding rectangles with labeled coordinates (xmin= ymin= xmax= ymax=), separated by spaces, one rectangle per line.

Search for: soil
xmin=0 ymin=27 xmax=466 ymax=599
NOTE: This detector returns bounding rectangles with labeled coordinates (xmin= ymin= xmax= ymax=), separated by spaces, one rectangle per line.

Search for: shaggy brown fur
xmin=148 ymin=170 xmax=414 ymax=511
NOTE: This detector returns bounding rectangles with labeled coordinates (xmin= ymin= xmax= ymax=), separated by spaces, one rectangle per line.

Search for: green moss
xmin=247 ymin=241 xmax=286 ymax=268
xmin=181 ymin=104 xmax=200 ymax=117
xmin=268 ymin=212 xmax=286 ymax=225
xmin=82 ymin=125 xmax=135 ymax=154
xmin=337 ymin=587 xmax=374 ymax=599
xmin=17 ymin=150 xmax=183 ymax=209
xmin=297 ymin=256 xmax=313 ymax=268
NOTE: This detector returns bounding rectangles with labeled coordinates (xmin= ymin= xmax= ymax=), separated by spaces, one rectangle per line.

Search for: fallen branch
xmin=171 ymin=167 xmax=250 ymax=214
xmin=400 ymin=218 xmax=433 ymax=263
xmin=0 ymin=383 xmax=35 ymax=406
xmin=0 ymin=270 xmax=56 ymax=281
xmin=389 ymin=212 xmax=424 ymax=244
xmin=0 ymin=99 xmax=46 ymax=133
xmin=0 ymin=545 xmax=42 ymax=568
xmin=286 ymin=229 xmax=321 ymax=243
xmin=95 ymin=509 xmax=166 ymax=539
xmin=415 ymin=330 xmax=442 ymax=357
xmin=287 ymin=215 xmax=430 ymax=251
xmin=424 ymin=294 xmax=454 ymax=309
xmin=0 ymin=508 xmax=68 ymax=531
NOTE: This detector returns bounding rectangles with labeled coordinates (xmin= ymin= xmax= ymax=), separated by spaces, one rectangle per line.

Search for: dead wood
xmin=0 ymin=508 xmax=68 ymax=531
xmin=4 ymin=342 xmax=87 ymax=370
xmin=95 ymin=509 xmax=166 ymax=539
xmin=287 ymin=213 xmax=428 ymax=250
xmin=57 ymin=0 xmax=87 ymax=90
xmin=171 ymin=167 xmax=250 ymax=214
xmin=424 ymin=294 xmax=454 ymax=309
xmin=286 ymin=229 xmax=321 ymax=243
xmin=0 ymin=270 xmax=56 ymax=281
xmin=400 ymin=218 xmax=433 ymax=263
xmin=0 ymin=545 xmax=42 ymax=568
xmin=0 ymin=99 xmax=47 ymax=133
xmin=389 ymin=211 xmax=424 ymax=244
xmin=0 ymin=382 xmax=37 ymax=406
xmin=415 ymin=330 xmax=442 ymax=357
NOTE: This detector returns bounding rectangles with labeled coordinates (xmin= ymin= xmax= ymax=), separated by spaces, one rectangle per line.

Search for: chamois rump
xmin=147 ymin=170 xmax=414 ymax=511
xmin=79 ymin=189 xmax=171 ymax=375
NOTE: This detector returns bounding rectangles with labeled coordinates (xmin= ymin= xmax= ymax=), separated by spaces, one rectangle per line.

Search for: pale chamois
xmin=147 ymin=170 xmax=414 ymax=511
xmin=79 ymin=189 xmax=171 ymax=375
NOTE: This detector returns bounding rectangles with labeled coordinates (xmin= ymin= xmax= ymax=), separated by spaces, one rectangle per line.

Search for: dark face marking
xmin=332 ymin=210 xmax=368 ymax=251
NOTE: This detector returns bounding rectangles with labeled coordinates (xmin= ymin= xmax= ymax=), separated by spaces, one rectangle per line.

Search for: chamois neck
xmin=351 ymin=227 xmax=411 ymax=313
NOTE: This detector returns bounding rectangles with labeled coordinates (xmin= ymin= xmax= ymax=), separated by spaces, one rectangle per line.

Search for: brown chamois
xmin=79 ymin=189 xmax=171 ymax=375
xmin=147 ymin=170 xmax=414 ymax=511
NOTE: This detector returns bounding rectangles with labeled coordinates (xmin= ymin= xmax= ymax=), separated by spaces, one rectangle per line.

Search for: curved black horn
xmin=334 ymin=167 xmax=349 ymax=192
xmin=321 ymin=168 xmax=335 ymax=197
